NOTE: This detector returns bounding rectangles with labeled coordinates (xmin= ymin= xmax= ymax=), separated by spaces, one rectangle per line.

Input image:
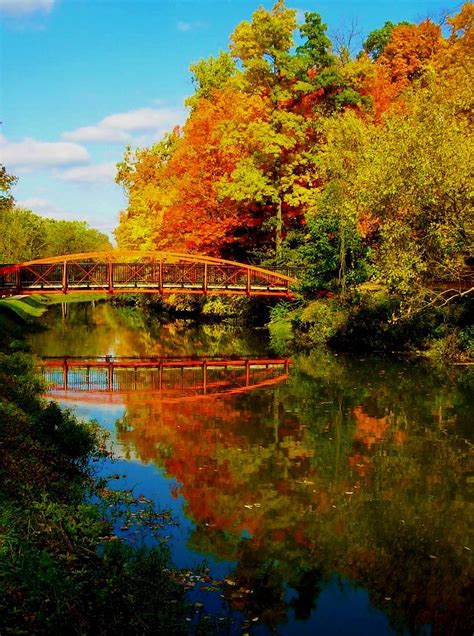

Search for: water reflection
xmin=30 ymin=304 xmax=474 ymax=635
xmin=30 ymin=301 xmax=269 ymax=359
xmin=40 ymin=357 xmax=290 ymax=404
xmin=115 ymin=352 xmax=473 ymax=635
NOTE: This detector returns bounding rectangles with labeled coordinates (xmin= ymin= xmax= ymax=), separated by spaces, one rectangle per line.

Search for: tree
xmin=115 ymin=132 xmax=179 ymax=250
xmin=156 ymin=88 xmax=268 ymax=255
xmin=363 ymin=21 xmax=403 ymax=61
xmin=229 ymin=0 xmax=297 ymax=101
xmin=185 ymin=52 xmax=237 ymax=110
xmin=296 ymin=12 xmax=333 ymax=70
xmin=316 ymin=70 xmax=473 ymax=300
xmin=0 ymin=164 xmax=17 ymax=214
xmin=0 ymin=206 xmax=111 ymax=263
xmin=378 ymin=19 xmax=443 ymax=84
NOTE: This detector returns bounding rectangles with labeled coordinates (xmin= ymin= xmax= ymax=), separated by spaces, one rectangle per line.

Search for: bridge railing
xmin=0 ymin=260 xmax=300 ymax=296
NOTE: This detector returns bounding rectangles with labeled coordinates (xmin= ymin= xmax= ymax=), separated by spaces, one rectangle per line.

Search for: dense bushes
xmin=269 ymin=292 xmax=474 ymax=360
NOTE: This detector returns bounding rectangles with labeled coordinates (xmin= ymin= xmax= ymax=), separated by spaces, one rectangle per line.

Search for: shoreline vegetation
xmin=0 ymin=308 xmax=192 ymax=634
xmin=1 ymin=289 xmax=473 ymax=364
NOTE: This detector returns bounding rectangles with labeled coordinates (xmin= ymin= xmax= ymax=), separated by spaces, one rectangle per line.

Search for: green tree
xmin=363 ymin=21 xmax=397 ymax=60
xmin=0 ymin=164 xmax=17 ymax=214
xmin=229 ymin=0 xmax=297 ymax=101
xmin=185 ymin=52 xmax=237 ymax=110
xmin=296 ymin=11 xmax=333 ymax=70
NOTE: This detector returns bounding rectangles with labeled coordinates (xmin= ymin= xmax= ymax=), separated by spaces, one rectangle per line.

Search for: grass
xmin=0 ymin=293 xmax=108 ymax=322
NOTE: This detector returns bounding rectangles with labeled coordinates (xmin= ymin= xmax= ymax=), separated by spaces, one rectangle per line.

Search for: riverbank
xmin=108 ymin=288 xmax=474 ymax=362
xmin=0 ymin=311 xmax=190 ymax=634
xmin=2 ymin=287 xmax=472 ymax=364
xmin=267 ymin=289 xmax=474 ymax=362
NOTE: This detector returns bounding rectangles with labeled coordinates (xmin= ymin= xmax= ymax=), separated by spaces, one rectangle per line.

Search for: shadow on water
xmin=31 ymin=303 xmax=474 ymax=635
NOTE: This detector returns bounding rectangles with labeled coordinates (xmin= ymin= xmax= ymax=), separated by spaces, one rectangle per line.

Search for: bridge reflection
xmin=39 ymin=356 xmax=291 ymax=404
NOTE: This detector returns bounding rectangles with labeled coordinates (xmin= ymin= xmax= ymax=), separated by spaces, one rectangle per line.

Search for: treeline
xmin=0 ymin=166 xmax=111 ymax=263
xmin=115 ymin=1 xmax=473 ymax=307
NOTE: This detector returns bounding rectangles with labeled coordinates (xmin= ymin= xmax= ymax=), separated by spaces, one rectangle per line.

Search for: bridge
xmin=39 ymin=356 xmax=291 ymax=404
xmin=0 ymin=251 xmax=297 ymax=297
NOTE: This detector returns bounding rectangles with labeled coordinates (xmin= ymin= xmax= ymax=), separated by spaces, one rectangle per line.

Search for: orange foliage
xmin=353 ymin=406 xmax=389 ymax=448
xmin=379 ymin=19 xmax=443 ymax=85
xmin=156 ymin=88 xmax=268 ymax=255
xmin=359 ymin=64 xmax=402 ymax=122
xmin=433 ymin=2 xmax=474 ymax=73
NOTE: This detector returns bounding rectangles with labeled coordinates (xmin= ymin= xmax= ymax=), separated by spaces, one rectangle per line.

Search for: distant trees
xmin=0 ymin=165 xmax=111 ymax=263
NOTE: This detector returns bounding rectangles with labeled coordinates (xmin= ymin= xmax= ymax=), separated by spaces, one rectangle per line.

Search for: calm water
xmin=30 ymin=302 xmax=474 ymax=635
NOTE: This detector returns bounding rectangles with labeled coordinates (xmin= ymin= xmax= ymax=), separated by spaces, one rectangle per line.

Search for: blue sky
xmin=0 ymin=0 xmax=460 ymax=239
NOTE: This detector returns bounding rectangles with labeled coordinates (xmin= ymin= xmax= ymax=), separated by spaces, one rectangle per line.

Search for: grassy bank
xmin=0 ymin=312 xmax=189 ymax=634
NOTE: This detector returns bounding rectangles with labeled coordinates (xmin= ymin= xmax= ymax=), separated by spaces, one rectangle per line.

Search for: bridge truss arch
xmin=0 ymin=250 xmax=298 ymax=297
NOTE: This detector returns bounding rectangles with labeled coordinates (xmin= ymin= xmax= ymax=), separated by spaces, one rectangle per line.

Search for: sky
xmin=0 ymin=0 xmax=461 ymax=240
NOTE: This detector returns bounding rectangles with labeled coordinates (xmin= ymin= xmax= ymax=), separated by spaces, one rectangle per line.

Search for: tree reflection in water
xmin=114 ymin=351 xmax=473 ymax=635
xmin=31 ymin=306 xmax=473 ymax=634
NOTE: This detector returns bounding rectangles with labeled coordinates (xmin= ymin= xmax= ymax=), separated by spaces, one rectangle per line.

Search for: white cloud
xmin=61 ymin=106 xmax=185 ymax=145
xmin=15 ymin=197 xmax=65 ymax=217
xmin=102 ymin=108 xmax=182 ymax=131
xmin=0 ymin=136 xmax=89 ymax=169
xmin=60 ymin=125 xmax=131 ymax=144
xmin=59 ymin=163 xmax=117 ymax=184
xmin=0 ymin=0 xmax=55 ymax=15
xmin=15 ymin=198 xmax=117 ymax=234
xmin=177 ymin=20 xmax=206 ymax=32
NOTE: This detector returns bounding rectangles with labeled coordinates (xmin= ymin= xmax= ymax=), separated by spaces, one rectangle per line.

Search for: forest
xmin=114 ymin=0 xmax=473 ymax=358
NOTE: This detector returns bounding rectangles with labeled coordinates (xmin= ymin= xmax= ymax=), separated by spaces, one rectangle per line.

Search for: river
xmin=29 ymin=301 xmax=473 ymax=635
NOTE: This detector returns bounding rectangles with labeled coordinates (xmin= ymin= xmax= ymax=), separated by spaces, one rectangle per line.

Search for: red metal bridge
xmin=39 ymin=356 xmax=291 ymax=404
xmin=0 ymin=251 xmax=297 ymax=297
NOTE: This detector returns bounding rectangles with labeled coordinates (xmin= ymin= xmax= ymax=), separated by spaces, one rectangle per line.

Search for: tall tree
xmin=115 ymin=132 xmax=179 ymax=250
xmin=378 ymin=19 xmax=443 ymax=84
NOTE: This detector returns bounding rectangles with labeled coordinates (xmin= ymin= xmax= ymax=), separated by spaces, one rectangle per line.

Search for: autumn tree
xmin=378 ymin=19 xmax=443 ymax=85
xmin=115 ymin=132 xmax=179 ymax=250
xmin=156 ymin=88 xmax=269 ymax=255
xmin=185 ymin=52 xmax=237 ymax=111
xmin=312 ymin=66 xmax=473 ymax=303
xmin=363 ymin=20 xmax=409 ymax=61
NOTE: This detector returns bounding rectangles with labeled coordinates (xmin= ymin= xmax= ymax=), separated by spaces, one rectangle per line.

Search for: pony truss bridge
xmin=0 ymin=251 xmax=297 ymax=297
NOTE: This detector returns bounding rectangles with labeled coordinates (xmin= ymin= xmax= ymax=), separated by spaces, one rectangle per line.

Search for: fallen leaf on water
xmin=224 ymin=579 xmax=237 ymax=586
